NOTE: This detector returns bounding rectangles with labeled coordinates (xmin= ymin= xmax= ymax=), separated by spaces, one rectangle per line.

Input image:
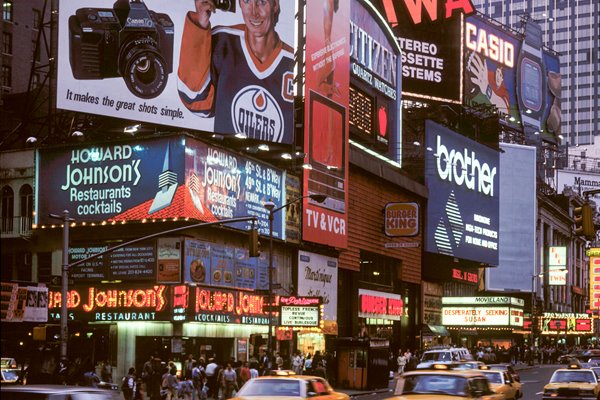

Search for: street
xmin=349 ymin=364 xmax=562 ymax=399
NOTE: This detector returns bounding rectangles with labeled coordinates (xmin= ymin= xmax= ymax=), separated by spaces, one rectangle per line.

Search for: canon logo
xmin=435 ymin=135 xmax=497 ymax=196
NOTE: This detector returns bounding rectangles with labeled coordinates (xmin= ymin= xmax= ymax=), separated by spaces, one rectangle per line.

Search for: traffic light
xmin=574 ymin=202 xmax=595 ymax=240
xmin=249 ymin=228 xmax=261 ymax=257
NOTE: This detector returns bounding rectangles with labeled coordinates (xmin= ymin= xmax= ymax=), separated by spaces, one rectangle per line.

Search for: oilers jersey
xmin=178 ymin=13 xmax=294 ymax=144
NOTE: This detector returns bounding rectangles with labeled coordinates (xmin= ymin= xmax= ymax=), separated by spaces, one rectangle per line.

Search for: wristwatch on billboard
xmin=517 ymin=21 xmax=546 ymax=129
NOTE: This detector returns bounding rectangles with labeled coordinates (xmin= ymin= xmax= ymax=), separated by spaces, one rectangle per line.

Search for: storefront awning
xmin=423 ymin=324 xmax=449 ymax=336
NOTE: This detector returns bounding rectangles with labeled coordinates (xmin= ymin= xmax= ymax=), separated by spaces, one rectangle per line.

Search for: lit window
xmin=1 ymin=65 xmax=11 ymax=88
xmin=3 ymin=1 xmax=13 ymax=22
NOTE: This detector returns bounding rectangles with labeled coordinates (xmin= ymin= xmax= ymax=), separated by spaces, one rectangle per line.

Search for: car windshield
xmin=421 ymin=352 xmax=452 ymax=362
xmin=399 ymin=374 xmax=468 ymax=396
xmin=1 ymin=370 xmax=19 ymax=381
xmin=237 ymin=379 xmax=301 ymax=396
xmin=480 ymin=371 xmax=502 ymax=384
xmin=550 ymin=371 xmax=596 ymax=383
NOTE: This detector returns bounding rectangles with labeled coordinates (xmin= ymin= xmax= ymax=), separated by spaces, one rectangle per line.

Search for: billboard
xmin=540 ymin=49 xmax=561 ymax=142
xmin=556 ymin=169 xmax=600 ymax=211
xmin=487 ymin=144 xmax=536 ymax=292
xmin=540 ymin=312 xmax=593 ymax=335
xmin=183 ymin=239 xmax=268 ymax=291
xmin=36 ymin=136 xmax=285 ymax=237
xmin=378 ymin=0 xmax=474 ymax=103
xmin=590 ymin=249 xmax=600 ymax=310
xmin=384 ymin=202 xmax=419 ymax=237
xmin=279 ymin=296 xmax=321 ymax=328
xmin=358 ymin=288 xmax=404 ymax=321
xmin=1 ymin=283 xmax=48 ymax=323
xmin=463 ymin=14 xmax=521 ymax=121
xmin=442 ymin=296 xmax=523 ymax=327
xmin=349 ymin=0 xmax=402 ymax=162
xmin=302 ymin=0 xmax=350 ymax=248
xmin=56 ymin=0 xmax=295 ymax=144
xmin=297 ymin=251 xmax=338 ymax=334
xmin=424 ymin=120 xmax=500 ymax=265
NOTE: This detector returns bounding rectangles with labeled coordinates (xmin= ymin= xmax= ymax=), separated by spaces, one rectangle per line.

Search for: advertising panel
xmin=379 ymin=0 xmax=473 ymax=103
xmin=590 ymin=250 xmax=600 ymax=310
xmin=349 ymin=0 xmax=402 ymax=162
xmin=297 ymin=251 xmax=338 ymax=334
xmin=68 ymin=241 xmax=156 ymax=281
xmin=36 ymin=136 xmax=285 ymax=237
xmin=190 ymin=286 xmax=270 ymax=325
xmin=464 ymin=14 xmax=521 ymax=121
xmin=442 ymin=296 xmax=524 ymax=306
xmin=540 ymin=313 xmax=593 ymax=335
xmin=384 ymin=202 xmax=419 ymax=236
xmin=424 ymin=120 xmax=500 ymax=265
xmin=358 ymin=288 xmax=403 ymax=321
xmin=422 ymin=281 xmax=443 ymax=325
xmin=157 ymin=238 xmax=182 ymax=283
xmin=488 ymin=144 xmax=536 ymax=292
xmin=56 ymin=0 xmax=295 ymax=144
xmin=302 ymin=0 xmax=350 ymax=248
xmin=279 ymin=296 xmax=321 ymax=327
xmin=548 ymin=246 xmax=567 ymax=268
xmin=2 ymin=284 xmax=48 ymax=323
xmin=548 ymin=269 xmax=568 ymax=286
xmin=540 ymin=49 xmax=562 ymax=142
xmin=184 ymin=239 xmax=268 ymax=291
xmin=556 ymin=170 xmax=600 ymax=212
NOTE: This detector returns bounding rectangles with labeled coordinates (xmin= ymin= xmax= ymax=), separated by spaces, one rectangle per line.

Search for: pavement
xmin=335 ymin=362 xmax=537 ymax=398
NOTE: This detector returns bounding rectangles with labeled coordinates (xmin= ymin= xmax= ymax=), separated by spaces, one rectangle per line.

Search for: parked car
xmin=417 ymin=347 xmax=474 ymax=369
xmin=0 ymin=358 xmax=21 ymax=384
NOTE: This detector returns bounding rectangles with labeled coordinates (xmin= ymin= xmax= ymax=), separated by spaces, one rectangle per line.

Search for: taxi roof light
xmin=270 ymin=370 xmax=296 ymax=376
xmin=478 ymin=365 xmax=490 ymax=370
xmin=568 ymin=363 xmax=581 ymax=369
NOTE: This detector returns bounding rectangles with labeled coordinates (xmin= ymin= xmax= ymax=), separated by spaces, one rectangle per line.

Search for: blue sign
xmin=424 ymin=120 xmax=499 ymax=265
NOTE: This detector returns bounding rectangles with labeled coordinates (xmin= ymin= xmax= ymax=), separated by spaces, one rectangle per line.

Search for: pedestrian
xmin=178 ymin=376 xmax=195 ymax=400
xmin=397 ymin=351 xmax=407 ymax=375
xmin=101 ymin=360 xmax=113 ymax=383
xmin=191 ymin=361 xmax=204 ymax=400
xmin=221 ymin=363 xmax=237 ymax=400
xmin=82 ymin=362 xmax=100 ymax=388
xmin=275 ymin=352 xmax=284 ymax=370
xmin=304 ymin=354 xmax=313 ymax=374
xmin=204 ymin=358 xmax=218 ymax=399
xmin=161 ymin=367 xmax=178 ymax=400
xmin=249 ymin=363 xmax=259 ymax=380
xmin=239 ymin=361 xmax=251 ymax=387
xmin=291 ymin=352 xmax=303 ymax=375
xmin=184 ymin=354 xmax=196 ymax=380
xmin=122 ymin=367 xmax=137 ymax=400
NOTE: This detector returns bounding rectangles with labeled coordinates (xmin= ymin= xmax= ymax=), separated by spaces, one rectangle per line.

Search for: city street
xmin=349 ymin=364 xmax=563 ymax=399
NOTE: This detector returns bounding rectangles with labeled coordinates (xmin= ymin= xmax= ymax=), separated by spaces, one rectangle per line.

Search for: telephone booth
xmin=335 ymin=337 xmax=389 ymax=390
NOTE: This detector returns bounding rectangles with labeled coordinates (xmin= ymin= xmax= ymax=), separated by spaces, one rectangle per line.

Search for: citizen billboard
xmin=56 ymin=0 xmax=296 ymax=144
xmin=424 ymin=120 xmax=499 ymax=265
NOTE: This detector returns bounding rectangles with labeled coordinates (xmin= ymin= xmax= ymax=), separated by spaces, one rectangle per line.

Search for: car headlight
xmin=543 ymin=388 xmax=558 ymax=396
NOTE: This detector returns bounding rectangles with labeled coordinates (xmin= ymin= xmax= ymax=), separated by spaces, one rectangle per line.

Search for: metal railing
xmin=0 ymin=216 xmax=33 ymax=237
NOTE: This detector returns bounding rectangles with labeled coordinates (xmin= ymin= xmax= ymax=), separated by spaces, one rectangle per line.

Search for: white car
xmin=417 ymin=348 xmax=473 ymax=369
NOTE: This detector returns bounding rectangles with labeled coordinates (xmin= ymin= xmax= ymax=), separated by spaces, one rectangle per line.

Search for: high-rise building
xmin=472 ymin=0 xmax=599 ymax=156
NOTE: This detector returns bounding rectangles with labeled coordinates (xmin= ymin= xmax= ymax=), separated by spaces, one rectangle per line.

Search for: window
xmin=359 ymin=251 xmax=398 ymax=287
xmin=1 ymin=185 xmax=14 ymax=233
xmin=32 ymin=73 xmax=41 ymax=89
xmin=33 ymin=8 xmax=41 ymax=29
xmin=2 ymin=32 xmax=11 ymax=54
xmin=2 ymin=65 xmax=11 ymax=87
xmin=19 ymin=184 xmax=33 ymax=233
xmin=32 ymin=40 xmax=40 ymax=62
xmin=3 ymin=0 xmax=13 ymax=22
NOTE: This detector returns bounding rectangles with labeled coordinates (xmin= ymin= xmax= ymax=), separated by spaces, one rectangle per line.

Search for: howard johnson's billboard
xmin=424 ymin=120 xmax=499 ymax=265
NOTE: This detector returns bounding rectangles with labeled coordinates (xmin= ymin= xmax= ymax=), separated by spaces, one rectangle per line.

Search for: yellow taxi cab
xmin=477 ymin=366 xmax=522 ymax=400
xmin=542 ymin=363 xmax=600 ymax=400
xmin=390 ymin=364 xmax=503 ymax=399
xmin=231 ymin=370 xmax=349 ymax=400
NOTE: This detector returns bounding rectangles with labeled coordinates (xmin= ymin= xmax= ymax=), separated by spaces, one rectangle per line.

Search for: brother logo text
xmin=435 ymin=135 xmax=497 ymax=196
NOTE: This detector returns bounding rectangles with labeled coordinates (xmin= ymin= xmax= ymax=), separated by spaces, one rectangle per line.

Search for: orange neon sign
xmin=48 ymin=285 xmax=167 ymax=312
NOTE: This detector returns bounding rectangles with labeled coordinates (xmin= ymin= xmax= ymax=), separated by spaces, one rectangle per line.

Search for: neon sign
xmin=358 ymin=289 xmax=403 ymax=320
xmin=194 ymin=287 xmax=266 ymax=316
xmin=49 ymin=285 xmax=167 ymax=312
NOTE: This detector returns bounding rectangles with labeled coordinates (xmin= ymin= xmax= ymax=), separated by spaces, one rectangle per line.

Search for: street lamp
xmin=263 ymin=194 xmax=327 ymax=358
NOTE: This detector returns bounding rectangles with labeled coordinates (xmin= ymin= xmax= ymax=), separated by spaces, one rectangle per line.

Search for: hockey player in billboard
xmin=177 ymin=0 xmax=294 ymax=143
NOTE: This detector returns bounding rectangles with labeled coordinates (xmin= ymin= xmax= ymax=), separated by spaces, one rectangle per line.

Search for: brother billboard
xmin=424 ymin=120 xmax=499 ymax=265
xmin=35 ymin=135 xmax=285 ymax=237
xmin=56 ymin=0 xmax=295 ymax=144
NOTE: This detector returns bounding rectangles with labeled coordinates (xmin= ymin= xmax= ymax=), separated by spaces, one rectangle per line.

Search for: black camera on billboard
xmin=69 ymin=0 xmax=174 ymax=99
xmin=215 ymin=0 xmax=236 ymax=13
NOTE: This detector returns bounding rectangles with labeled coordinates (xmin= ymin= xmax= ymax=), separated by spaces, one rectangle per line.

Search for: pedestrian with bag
xmin=122 ymin=368 xmax=137 ymax=400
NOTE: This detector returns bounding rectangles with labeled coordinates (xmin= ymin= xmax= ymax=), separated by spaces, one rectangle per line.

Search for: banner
xmin=56 ymin=0 xmax=295 ymax=143
xmin=302 ymin=0 xmax=350 ymax=248
xmin=297 ymin=251 xmax=338 ymax=334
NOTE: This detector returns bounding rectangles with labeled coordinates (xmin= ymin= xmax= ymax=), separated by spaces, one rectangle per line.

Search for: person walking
xmin=178 ymin=375 xmax=195 ymax=400
xmin=204 ymin=358 xmax=218 ymax=399
xmin=221 ymin=363 xmax=237 ymax=400
xmin=122 ymin=367 xmax=137 ymax=400
xmin=161 ymin=367 xmax=178 ymax=400
xmin=397 ymin=351 xmax=407 ymax=375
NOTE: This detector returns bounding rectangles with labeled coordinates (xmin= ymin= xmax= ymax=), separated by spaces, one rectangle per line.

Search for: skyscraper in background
xmin=472 ymin=0 xmax=599 ymax=156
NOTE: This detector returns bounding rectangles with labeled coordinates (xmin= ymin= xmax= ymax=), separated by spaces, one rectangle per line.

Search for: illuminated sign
xmin=541 ymin=313 xmax=593 ymax=335
xmin=36 ymin=136 xmax=285 ymax=238
xmin=171 ymin=285 xmax=190 ymax=322
xmin=358 ymin=289 xmax=403 ymax=321
xmin=451 ymin=268 xmax=478 ymax=284
xmin=443 ymin=307 xmax=514 ymax=326
xmin=385 ymin=203 xmax=419 ymax=236
xmin=548 ymin=269 xmax=568 ymax=286
xmin=442 ymin=296 xmax=524 ymax=306
xmin=1 ymin=283 xmax=48 ymax=323
xmin=591 ymin=253 xmax=600 ymax=310
xmin=279 ymin=296 xmax=321 ymax=327
xmin=424 ymin=121 xmax=500 ymax=265
xmin=548 ymin=246 xmax=567 ymax=267
xmin=191 ymin=287 xmax=269 ymax=325
xmin=380 ymin=0 xmax=475 ymax=25
xmin=48 ymin=284 xmax=169 ymax=322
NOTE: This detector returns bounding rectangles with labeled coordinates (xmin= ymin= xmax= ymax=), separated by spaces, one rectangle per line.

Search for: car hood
xmin=544 ymin=382 xmax=596 ymax=390
xmin=231 ymin=394 xmax=349 ymax=400
xmin=391 ymin=395 xmax=501 ymax=400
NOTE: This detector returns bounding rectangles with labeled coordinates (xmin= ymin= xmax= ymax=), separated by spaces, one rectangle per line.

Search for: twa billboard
xmin=302 ymin=0 xmax=350 ymax=248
